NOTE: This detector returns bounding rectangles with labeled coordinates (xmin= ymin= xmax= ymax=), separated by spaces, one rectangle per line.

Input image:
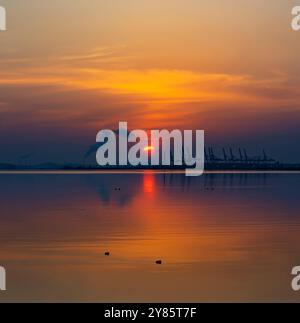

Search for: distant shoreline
xmin=1 ymin=161 xmax=300 ymax=174
xmin=1 ymin=169 xmax=300 ymax=175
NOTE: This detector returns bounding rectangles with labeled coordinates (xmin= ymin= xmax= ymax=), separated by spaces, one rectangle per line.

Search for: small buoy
xmin=156 ymin=260 xmax=162 ymax=265
xmin=105 ymin=252 xmax=110 ymax=256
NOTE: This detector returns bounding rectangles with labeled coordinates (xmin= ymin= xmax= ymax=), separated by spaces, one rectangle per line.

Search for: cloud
xmin=1 ymin=47 xmax=300 ymax=136
xmin=58 ymin=46 xmax=133 ymax=66
xmin=1 ymin=47 xmax=300 ymax=109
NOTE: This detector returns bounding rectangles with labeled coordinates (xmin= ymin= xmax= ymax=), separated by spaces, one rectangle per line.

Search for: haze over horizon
xmin=0 ymin=0 xmax=300 ymax=163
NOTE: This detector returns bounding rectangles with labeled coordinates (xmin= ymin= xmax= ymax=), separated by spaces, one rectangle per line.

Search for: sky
xmin=0 ymin=0 xmax=300 ymax=163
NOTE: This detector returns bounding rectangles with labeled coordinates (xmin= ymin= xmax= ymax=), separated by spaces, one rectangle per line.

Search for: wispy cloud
xmin=1 ymin=47 xmax=300 ymax=133
xmin=58 ymin=46 xmax=135 ymax=69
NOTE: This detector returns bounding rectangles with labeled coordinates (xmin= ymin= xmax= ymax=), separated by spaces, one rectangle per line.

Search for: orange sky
xmin=0 ymin=0 xmax=300 ymax=162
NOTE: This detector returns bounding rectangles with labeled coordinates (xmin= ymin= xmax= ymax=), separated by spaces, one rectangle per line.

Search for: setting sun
xmin=144 ymin=146 xmax=154 ymax=152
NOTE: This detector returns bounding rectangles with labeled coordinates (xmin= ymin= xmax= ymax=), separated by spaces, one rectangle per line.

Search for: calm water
xmin=0 ymin=172 xmax=300 ymax=302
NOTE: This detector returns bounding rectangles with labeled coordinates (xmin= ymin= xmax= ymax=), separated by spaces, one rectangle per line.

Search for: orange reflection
xmin=143 ymin=172 xmax=155 ymax=194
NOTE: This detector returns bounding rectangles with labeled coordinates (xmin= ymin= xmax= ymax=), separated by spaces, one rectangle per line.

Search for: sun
xmin=144 ymin=146 xmax=155 ymax=152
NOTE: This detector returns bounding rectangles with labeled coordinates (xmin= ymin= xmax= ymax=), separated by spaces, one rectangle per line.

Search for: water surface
xmin=0 ymin=172 xmax=300 ymax=302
